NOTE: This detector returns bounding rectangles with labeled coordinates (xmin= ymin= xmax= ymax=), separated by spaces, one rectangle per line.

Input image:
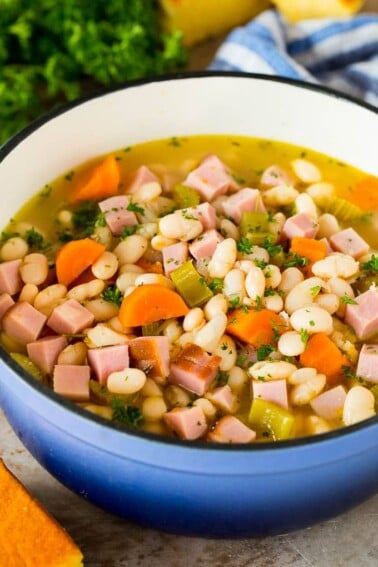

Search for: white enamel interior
xmin=0 ymin=75 xmax=377 ymax=228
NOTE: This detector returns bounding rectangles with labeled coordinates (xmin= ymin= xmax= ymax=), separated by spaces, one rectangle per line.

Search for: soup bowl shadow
xmin=0 ymin=73 xmax=377 ymax=538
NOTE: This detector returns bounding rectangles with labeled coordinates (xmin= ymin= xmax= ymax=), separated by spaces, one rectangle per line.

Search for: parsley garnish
xmin=72 ymin=200 xmax=99 ymax=237
xmin=25 ymin=227 xmax=45 ymax=250
xmin=111 ymin=400 xmax=143 ymax=427
xmin=340 ymin=296 xmax=357 ymax=305
xmin=213 ymin=371 xmax=229 ymax=387
xmin=283 ymin=253 xmax=309 ymax=268
xmin=362 ymin=254 xmax=378 ymax=274
xmin=121 ymin=225 xmax=138 ymax=239
xmin=101 ymin=285 xmax=123 ymax=307
xmin=256 ymin=344 xmax=275 ymax=361
xmin=127 ymin=201 xmax=144 ymax=215
xmin=237 ymin=237 xmax=254 ymax=254
xmin=300 ymin=328 xmax=309 ymax=345
xmin=209 ymin=278 xmax=224 ymax=293
xmin=262 ymin=236 xmax=283 ymax=257
xmin=310 ymin=285 xmax=321 ymax=297
xmin=228 ymin=296 xmax=241 ymax=310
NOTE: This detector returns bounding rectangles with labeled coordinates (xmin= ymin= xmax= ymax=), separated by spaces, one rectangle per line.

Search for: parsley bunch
xmin=0 ymin=0 xmax=187 ymax=144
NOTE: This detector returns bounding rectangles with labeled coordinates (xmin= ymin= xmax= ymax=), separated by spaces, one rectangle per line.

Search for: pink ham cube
xmin=88 ymin=344 xmax=129 ymax=385
xmin=0 ymin=259 xmax=22 ymax=295
xmin=310 ymin=385 xmax=347 ymax=421
xmin=184 ymin=203 xmax=217 ymax=230
xmin=0 ymin=293 xmax=15 ymax=322
xmin=47 ymin=299 xmax=94 ymax=334
xmin=330 ymin=228 xmax=369 ymax=259
xmin=283 ymin=212 xmax=318 ymax=240
xmin=162 ymin=242 xmax=188 ymax=276
xmin=2 ymin=302 xmax=47 ymax=344
xmin=127 ymin=165 xmax=159 ymax=194
xmin=222 ymin=188 xmax=266 ymax=223
xmin=99 ymin=195 xmax=137 ymax=236
xmin=345 ymin=288 xmax=378 ymax=339
xmin=27 ymin=336 xmax=68 ymax=374
xmin=129 ymin=336 xmax=170 ymax=379
xmin=182 ymin=155 xmax=238 ymax=201
xmin=207 ymin=384 xmax=237 ymax=413
xmin=53 ymin=364 xmax=90 ymax=401
xmin=260 ymin=165 xmax=294 ymax=189
xmin=356 ymin=344 xmax=378 ymax=383
xmin=164 ymin=406 xmax=207 ymax=440
xmin=169 ymin=344 xmax=221 ymax=396
xmin=252 ymin=379 xmax=288 ymax=410
xmin=208 ymin=416 xmax=256 ymax=443
xmin=189 ymin=230 xmax=223 ymax=260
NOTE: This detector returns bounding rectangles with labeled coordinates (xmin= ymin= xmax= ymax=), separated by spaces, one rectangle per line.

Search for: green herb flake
xmin=209 ymin=278 xmax=224 ymax=293
xmin=25 ymin=227 xmax=45 ymax=250
xmin=64 ymin=170 xmax=75 ymax=182
xmin=237 ymin=237 xmax=254 ymax=254
xmin=111 ymin=400 xmax=143 ymax=428
xmin=310 ymin=285 xmax=321 ymax=297
xmin=340 ymin=295 xmax=358 ymax=305
xmin=101 ymin=285 xmax=123 ymax=307
xmin=256 ymin=344 xmax=275 ymax=361
xmin=300 ymin=328 xmax=309 ymax=345
xmin=127 ymin=201 xmax=144 ymax=215
xmin=120 ymin=225 xmax=138 ymax=239
xmin=362 ymin=254 xmax=378 ymax=274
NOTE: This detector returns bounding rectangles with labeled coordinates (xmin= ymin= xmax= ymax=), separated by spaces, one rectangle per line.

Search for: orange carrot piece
xmin=227 ymin=309 xmax=287 ymax=346
xmin=299 ymin=333 xmax=350 ymax=385
xmin=348 ymin=176 xmax=378 ymax=211
xmin=290 ymin=237 xmax=327 ymax=264
xmin=55 ymin=238 xmax=105 ymax=287
xmin=70 ymin=155 xmax=120 ymax=203
xmin=136 ymin=258 xmax=164 ymax=275
xmin=119 ymin=284 xmax=189 ymax=327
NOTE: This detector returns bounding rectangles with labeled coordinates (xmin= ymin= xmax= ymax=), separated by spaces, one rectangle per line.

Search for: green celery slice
xmin=10 ymin=353 xmax=44 ymax=382
xmin=172 ymin=184 xmax=200 ymax=208
xmin=321 ymin=196 xmax=363 ymax=222
xmin=248 ymin=398 xmax=295 ymax=441
xmin=171 ymin=260 xmax=213 ymax=307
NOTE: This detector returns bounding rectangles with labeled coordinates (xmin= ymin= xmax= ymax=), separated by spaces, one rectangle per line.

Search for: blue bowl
xmin=0 ymin=73 xmax=377 ymax=537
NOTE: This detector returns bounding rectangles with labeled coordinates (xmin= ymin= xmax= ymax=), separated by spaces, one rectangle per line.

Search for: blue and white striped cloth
xmin=209 ymin=9 xmax=378 ymax=106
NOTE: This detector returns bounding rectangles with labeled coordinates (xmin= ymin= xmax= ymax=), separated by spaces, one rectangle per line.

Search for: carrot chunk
xmin=348 ymin=176 xmax=378 ymax=211
xmin=299 ymin=333 xmax=350 ymax=384
xmin=118 ymin=284 xmax=189 ymax=327
xmin=55 ymin=238 xmax=105 ymax=287
xmin=70 ymin=155 xmax=120 ymax=203
xmin=227 ymin=309 xmax=287 ymax=346
xmin=290 ymin=237 xmax=327 ymax=264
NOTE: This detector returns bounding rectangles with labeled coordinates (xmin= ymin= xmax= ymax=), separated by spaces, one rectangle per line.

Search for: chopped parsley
xmin=209 ymin=278 xmax=224 ymax=293
xmin=237 ymin=237 xmax=254 ymax=254
xmin=72 ymin=200 xmax=99 ymax=237
xmin=120 ymin=225 xmax=138 ymax=239
xmin=340 ymin=295 xmax=358 ymax=305
xmin=111 ymin=400 xmax=143 ymax=428
xmin=228 ymin=296 xmax=241 ymax=310
xmin=362 ymin=254 xmax=378 ymax=274
xmin=310 ymin=285 xmax=321 ymax=297
xmin=127 ymin=201 xmax=144 ymax=215
xmin=25 ymin=227 xmax=46 ymax=250
xmin=283 ymin=253 xmax=309 ymax=268
xmin=213 ymin=371 xmax=229 ymax=387
xmin=262 ymin=236 xmax=283 ymax=257
xmin=101 ymin=285 xmax=123 ymax=307
xmin=256 ymin=344 xmax=275 ymax=361
xmin=300 ymin=328 xmax=309 ymax=346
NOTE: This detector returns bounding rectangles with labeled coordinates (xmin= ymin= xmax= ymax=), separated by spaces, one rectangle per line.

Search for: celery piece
xmin=10 ymin=353 xmax=44 ymax=382
xmin=171 ymin=260 xmax=213 ymax=307
xmin=142 ymin=321 xmax=165 ymax=336
xmin=248 ymin=398 xmax=295 ymax=441
xmin=321 ymin=196 xmax=363 ymax=222
xmin=172 ymin=184 xmax=200 ymax=208
xmin=239 ymin=211 xmax=271 ymax=245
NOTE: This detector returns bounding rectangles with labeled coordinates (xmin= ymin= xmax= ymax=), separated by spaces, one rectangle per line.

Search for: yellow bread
xmin=0 ymin=460 xmax=83 ymax=567
xmin=160 ymin=0 xmax=270 ymax=46
xmin=272 ymin=0 xmax=364 ymax=22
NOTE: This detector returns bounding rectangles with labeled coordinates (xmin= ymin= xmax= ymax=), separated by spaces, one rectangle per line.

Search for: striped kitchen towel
xmin=209 ymin=9 xmax=378 ymax=106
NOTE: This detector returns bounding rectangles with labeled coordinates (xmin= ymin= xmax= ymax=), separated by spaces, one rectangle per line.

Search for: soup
xmin=0 ymin=135 xmax=377 ymax=443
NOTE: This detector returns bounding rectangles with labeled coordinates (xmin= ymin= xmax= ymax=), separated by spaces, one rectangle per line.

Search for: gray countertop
xmin=1 ymin=410 xmax=377 ymax=567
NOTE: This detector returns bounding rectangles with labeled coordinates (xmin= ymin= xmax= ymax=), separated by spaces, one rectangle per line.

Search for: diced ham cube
xmin=0 ymin=259 xmax=22 ymax=295
xmin=182 ymin=155 xmax=238 ymax=201
xmin=189 ymin=230 xmax=223 ymax=260
xmin=252 ymin=379 xmax=288 ymax=410
xmin=127 ymin=165 xmax=159 ymax=194
xmin=206 ymin=384 xmax=237 ymax=412
xmin=169 ymin=343 xmax=221 ymax=396
xmin=47 ymin=299 xmax=94 ymax=334
xmin=162 ymin=242 xmax=188 ymax=275
xmin=53 ymin=364 xmax=90 ymax=401
xmin=260 ymin=165 xmax=294 ymax=189
xmin=283 ymin=212 xmax=318 ymax=240
xmin=99 ymin=195 xmax=137 ymax=236
xmin=0 ymin=293 xmax=15 ymax=322
xmin=184 ymin=203 xmax=217 ymax=230
xmin=27 ymin=336 xmax=68 ymax=375
xmin=2 ymin=302 xmax=47 ymax=344
xmin=88 ymin=344 xmax=129 ymax=385
xmin=345 ymin=288 xmax=378 ymax=339
xmin=222 ymin=188 xmax=266 ymax=223
xmin=129 ymin=336 xmax=170 ymax=378
xmin=208 ymin=416 xmax=256 ymax=443
xmin=330 ymin=228 xmax=369 ymax=259
xmin=356 ymin=344 xmax=378 ymax=384
xmin=310 ymin=385 xmax=347 ymax=421
xmin=164 ymin=406 xmax=207 ymax=440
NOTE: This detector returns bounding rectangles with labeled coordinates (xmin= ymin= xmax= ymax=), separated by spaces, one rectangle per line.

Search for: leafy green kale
xmin=0 ymin=1 xmax=187 ymax=144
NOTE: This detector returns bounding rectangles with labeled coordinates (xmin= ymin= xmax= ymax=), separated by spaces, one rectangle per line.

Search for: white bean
xmin=57 ymin=342 xmax=87 ymax=365
xmin=290 ymin=373 xmax=326 ymax=406
xmin=204 ymin=294 xmax=228 ymax=320
xmin=234 ymin=260 xmax=254 ymax=274
xmin=118 ymin=263 xmax=144 ymax=275
xmin=142 ymin=378 xmax=163 ymax=397
xmin=193 ymin=398 xmax=217 ymax=419
xmin=317 ymin=213 xmax=340 ymax=239
xmin=291 ymin=158 xmax=322 ymax=183
xmin=159 ymin=212 xmax=202 ymax=242
xmin=192 ymin=312 xmax=228 ymax=353
xmin=57 ymin=210 xmax=73 ymax=226
xmin=92 ymin=226 xmax=113 ymax=249
xmin=86 ymin=324 xmax=128 ymax=347
xmin=306 ymin=183 xmax=334 ymax=206
xmin=290 ymin=305 xmax=333 ymax=334
xmin=262 ymin=185 xmax=299 ymax=206
xmin=34 ymin=284 xmax=67 ymax=311
xmin=263 ymin=264 xmax=281 ymax=289
xmin=208 ymin=239 xmax=237 ymax=279
xmin=220 ymin=218 xmax=239 ymax=240
xmin=1 ymin=237 xmax=28 ymax=261
xmin=328 ymin=277 xmax=355 ymax=300
xmin=20 ymin=253 xmax=49 ymax=286
xmin=315 ymin=293 xmax=340 ymax=314
xmin=278 ymin=331 xmax=306 ymax=357
xmin=278 ymin=267 xmax=304 ymax=295
xmin=245 ymin=265 xmax=265 ymax=300
xmin=135 ymin=273 xmax=174 ymax=289
xmin=91 ymin=251 xmax=119 ymax=280
xmin=67 ymin=279 xmax=105 ymax=302
xmin=132 ymin=181 xmax=162 ymax=202
xmin=214 ymin=335 xmax=237 ymax=371
xmin=263 ymin=294 xmax=284 ymax=313
xmin=107 ymin=368 xmax=146 ymax=395
xmin=19 ymin=283 xmax=38 ymax=304
xmin=136 ymin=222 xmax=158 ymax=240
xmin=83 ymin=404 xmax=113 ymax=420
xmin=239 ymin=246 xmax=269 ymax=265
xmin=84 ymin=299 xmax=119 ymax=321
xmin=227 ymin=366 xmax=248 ymax=393
xmin=312 ymin=253 xmax=359 ymax=279
xmin=306 ymin=415 xmax=331 ymax=435
xmin=288 ymin=367 xmax=317 ymax=385
xmin=151 ymin=235 xmax=178 ymax=251
xmin=162 ymin=319 xmax=183 ymax=343
xmin=142 ymin=396 xmax=167 ymax=421
xmin=248 ymin=361 xmax=297 ymax=381
xmin=116 ymin=272 xmax=139 ymax=293
xmin=285 ymin=276 xmax=327 ymax=314
xmin=343 ymin=386 xmax=375 ymax=425
xmin=183 ymin=308 xmax=205 ymax=332
xmin=223 ymin=269 xmax=246 ymax=301
xmin=165 ymin=384 xmax=192 ymax=408
xmin=295 ymin=193 xmax=318 ymax=220
xmin=113 ymin=235 xmax=148 ymax=264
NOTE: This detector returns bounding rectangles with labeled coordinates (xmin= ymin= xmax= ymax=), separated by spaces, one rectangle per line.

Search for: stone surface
xmin=1 ymin=410 xmax=377 ymax=567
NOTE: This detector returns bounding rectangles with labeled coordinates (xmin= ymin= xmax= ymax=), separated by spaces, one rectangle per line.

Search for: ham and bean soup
xmin=1 ymin=135 xmax=377 ymax=443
